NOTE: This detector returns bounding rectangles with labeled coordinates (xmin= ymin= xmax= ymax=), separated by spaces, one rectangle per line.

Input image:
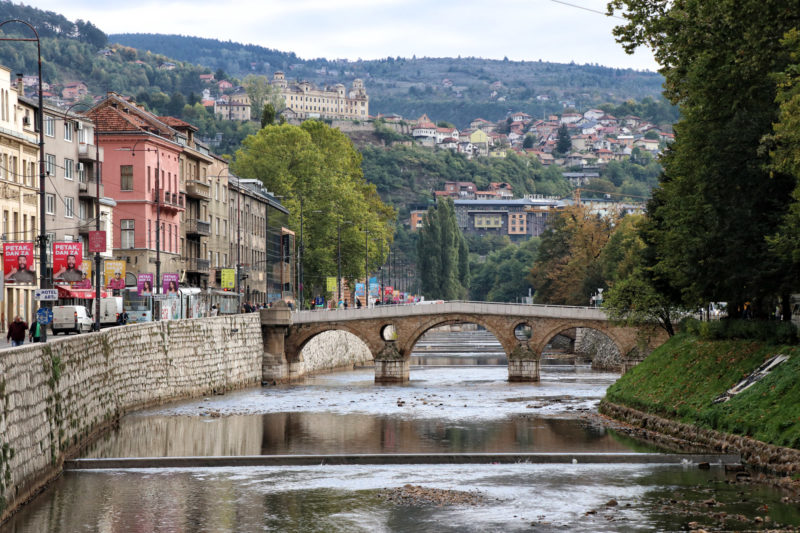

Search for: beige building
xmin=272 ymin=71 xmax=368 ymax=120
xmin=206 ymin=155 xmax=230 ymax=288
xmin=0 ymin=67 xmax=41 ymax=327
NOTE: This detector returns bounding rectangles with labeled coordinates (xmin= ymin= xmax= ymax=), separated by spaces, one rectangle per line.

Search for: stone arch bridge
xmin=260 ymin=301 xmax=668 ymax=383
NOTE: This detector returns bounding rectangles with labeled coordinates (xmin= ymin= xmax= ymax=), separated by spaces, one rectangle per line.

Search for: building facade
xmin=272 ymin=72 xmax=368 ymax=120
xmin=0 ymin=67 xmax=39 ymax=327
xmin=453 ymin=197 xmax=564 ymax=241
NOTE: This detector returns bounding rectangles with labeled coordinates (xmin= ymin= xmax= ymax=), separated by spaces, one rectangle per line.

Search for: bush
xmin=679 ymin=318 xmax=797 ymax=344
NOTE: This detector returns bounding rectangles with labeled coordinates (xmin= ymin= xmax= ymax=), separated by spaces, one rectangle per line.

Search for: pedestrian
xmin=28 ymin=318 xmax=42 ymax=343
xmin=343 ymin=300 xmax=348 ymax=309
xmin=356 ymin=297 xmax=362 ymax=309
xmin=210 ymin=304 xmax=219 ymax=317
xmin=7 ymin=316 xmax=28 ymax=347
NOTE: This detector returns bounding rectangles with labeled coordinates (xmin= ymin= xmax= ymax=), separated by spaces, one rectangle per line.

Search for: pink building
xmin=88 ymin=95 xmax=184 ymax=285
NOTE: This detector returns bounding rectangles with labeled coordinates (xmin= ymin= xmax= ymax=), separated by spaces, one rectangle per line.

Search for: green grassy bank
xmin=604 ymin=333 xmax=800 ymax=450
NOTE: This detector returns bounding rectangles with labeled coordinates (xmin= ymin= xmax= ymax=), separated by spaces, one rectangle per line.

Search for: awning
xmin=56 ymin=285 xmax=109 ymax=299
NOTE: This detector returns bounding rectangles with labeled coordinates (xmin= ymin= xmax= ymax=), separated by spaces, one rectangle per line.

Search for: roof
xmin=454 ymin=198 xmax=562 ymax=207
xmin=158 ymin=116 xmax=198 ymax=132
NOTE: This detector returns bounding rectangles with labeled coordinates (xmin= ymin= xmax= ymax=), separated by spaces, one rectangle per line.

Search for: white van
xmin=98 ymin=297 xmax=123 ymax=327
xmin=52 ymin=305 xmax=93 ymax=335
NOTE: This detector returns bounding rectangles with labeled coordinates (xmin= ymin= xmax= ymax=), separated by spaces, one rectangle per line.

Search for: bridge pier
xmin=374 ymin=341 xmax=409 ymax=383
xmin=507 ymin=342 xmax=540 ymax=382
xmin=260 ymin=303 xmax=301 ymax=383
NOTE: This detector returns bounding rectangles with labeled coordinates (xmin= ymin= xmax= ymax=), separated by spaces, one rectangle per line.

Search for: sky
xmin=29 ymin=0 xmax=659 ymax=71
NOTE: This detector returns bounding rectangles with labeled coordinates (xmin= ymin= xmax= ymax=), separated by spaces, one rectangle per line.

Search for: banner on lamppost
xmin=369 ymin=282 xmax=379 ymax=299
xmin=105 ymin=260 xmax=126 ymax=290
xmin=221 ymin=269 xmax=235 ymax=289
xmin=88 ymin=230 xmax=106 ymax=253
xmin=3 ymin=242 xmax=36 ymax=284
xmin=137 ymin=273 xmax=154 ymax=296
xmin=325 ymin=276 xmax=337 ymax=293
xmin=355 ymin=283 xmax=365 ymax=298
xmin=53 ymin=242 xmax=84 ymax=284
xmin=162 ymin=272 xmax=180 ymax=296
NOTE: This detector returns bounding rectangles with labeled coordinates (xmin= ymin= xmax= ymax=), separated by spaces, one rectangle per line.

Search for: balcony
xmin=78 ymin=219 xmax=106 ymax=235
xmin=78 ymin=143 xmax=99 ymax=161
xmin=78 ymin=177 xmax=104 ymax=199
xmin=185 ymin=180 xmax=211 ymax=201
xmin=185 ymin=257 xmax=210 ymax=274
xmin=185 ymin=218 xmax=211 ymax=237
xmin=156 ymin=190 xmax=185 ymax=212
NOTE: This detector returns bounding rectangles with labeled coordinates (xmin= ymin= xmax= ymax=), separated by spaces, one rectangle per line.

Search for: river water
xmin=3 ymin=331 xmax=800 ymax=532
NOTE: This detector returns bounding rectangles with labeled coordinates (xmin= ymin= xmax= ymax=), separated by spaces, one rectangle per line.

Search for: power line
xmin=549 ymin=0 xmax=625 ymax=19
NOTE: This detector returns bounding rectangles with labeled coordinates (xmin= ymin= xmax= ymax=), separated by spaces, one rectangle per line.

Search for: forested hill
xmin=111 ymin=33 xmax=667 ymax=127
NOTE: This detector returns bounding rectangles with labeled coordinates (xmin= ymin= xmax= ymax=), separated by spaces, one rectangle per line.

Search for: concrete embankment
xmin=600 ymin=333 xmax=800 ymax=476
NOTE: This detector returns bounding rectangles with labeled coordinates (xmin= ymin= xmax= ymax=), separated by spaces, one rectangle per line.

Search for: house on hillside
xmin=61 ymin=82 xmax=88 ymax=101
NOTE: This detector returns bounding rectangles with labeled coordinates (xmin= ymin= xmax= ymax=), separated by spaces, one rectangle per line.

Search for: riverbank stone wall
xmin=0 ymin=314 xmax=263 ymax=523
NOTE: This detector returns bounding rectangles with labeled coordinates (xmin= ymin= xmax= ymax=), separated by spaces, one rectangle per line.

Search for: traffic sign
xmin=37 ymin=307 xmax=53 ymax=325
xmin=35 ymin=289 xmax=58 ymax=301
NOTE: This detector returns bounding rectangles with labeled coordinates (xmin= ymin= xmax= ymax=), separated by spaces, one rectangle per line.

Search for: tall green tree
xmin=417 ymin=199 xmax=468 ymax=300
xmin=555 ymin=124 xmax=571 ymax=155
xmin=232 ymin=121 xmax=395 ymax=302
xmin=608 ymin=0 xmax=800 ymax=316
xmin=243 ymin=74 xmax=285 ymax=118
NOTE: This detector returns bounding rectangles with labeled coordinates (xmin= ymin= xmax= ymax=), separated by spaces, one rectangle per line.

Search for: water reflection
xmin=5 ymin=465 xmax=800 ymax=533
xmin=83 ymin=412 xmax=645 ymax=458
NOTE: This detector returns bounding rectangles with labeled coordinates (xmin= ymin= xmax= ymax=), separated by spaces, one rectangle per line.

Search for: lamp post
xmin=0 ymin=19 xmax=46 ymax=339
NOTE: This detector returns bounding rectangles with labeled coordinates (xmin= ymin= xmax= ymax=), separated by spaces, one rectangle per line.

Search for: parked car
xmin=52 ymin=305 xmax=93 ymax=335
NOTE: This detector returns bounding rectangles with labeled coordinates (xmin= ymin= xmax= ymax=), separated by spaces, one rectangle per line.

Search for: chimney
xmin=15 ymin=73 xmax=23 ymax=96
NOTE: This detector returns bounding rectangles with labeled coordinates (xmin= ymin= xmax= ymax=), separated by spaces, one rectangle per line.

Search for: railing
xmin=185 ymin=219 xmax=211 ymax=236
xmin=185 ymin=180 xmax=211 ymax=200
xmin=184 ymin=257 xmax=210 ymax=273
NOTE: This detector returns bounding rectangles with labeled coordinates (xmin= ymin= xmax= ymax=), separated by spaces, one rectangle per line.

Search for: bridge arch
xmin=532 ymin=320 xmax=630 ymax=360
xmin=287 ymin=322 xmax=382 ymax=364
xmin=399 ymin=314 xmax=521 ymax=358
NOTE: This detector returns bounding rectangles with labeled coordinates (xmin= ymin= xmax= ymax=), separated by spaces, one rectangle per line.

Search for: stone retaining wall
xmin=0 ymin=314 xmax=263 ymax=522
xmin=600 ymin=401 xmax=800 ymax=476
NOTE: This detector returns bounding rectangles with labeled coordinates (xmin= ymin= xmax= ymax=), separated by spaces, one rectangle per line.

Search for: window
xmin=120 ymin=165 xmax=133 ymax=191
xmin=64 ymin=197 xmax=74 ymax=218
xmin=64 ymin=122 xmax=73 ymax=142
xmin=64 ymin=158 xmax=74 ymax=180
xmin=45 ymin=193 xmax=55 ymax=215
xmin=45 ymin=154 xmax=56 ymax=176
xmin=44 ymin=115 xmax=55 ymax=137
xmin=79 ymin=201 xmax=88 ymax=221
xmin=121 ymin=219 xmax=135 ymax=249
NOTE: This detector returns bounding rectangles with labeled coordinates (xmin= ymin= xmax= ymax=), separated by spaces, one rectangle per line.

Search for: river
xmin=2 ymin=330 xmax=799 ymax=532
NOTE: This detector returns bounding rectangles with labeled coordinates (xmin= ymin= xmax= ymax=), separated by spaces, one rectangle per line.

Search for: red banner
xmin=3 ymin=242 xmax=36 ymax=284
xmin=53 ymin=242 xmax=86 ymax=284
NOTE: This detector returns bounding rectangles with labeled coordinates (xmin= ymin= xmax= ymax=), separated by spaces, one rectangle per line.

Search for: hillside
xmin=111 ymin=33 xmax=667 ymax=128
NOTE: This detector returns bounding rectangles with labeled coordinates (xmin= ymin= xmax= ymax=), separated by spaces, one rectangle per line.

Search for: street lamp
xmin=336 ymin=217 xmax=352 ymax=305
xmin=0 ymin=19 xmax=46 ymax=340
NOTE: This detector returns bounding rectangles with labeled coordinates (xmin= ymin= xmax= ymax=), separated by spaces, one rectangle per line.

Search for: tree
xmin=555 ymin=124 xmax=571 ymax=155
xmin=470 ymin=238 xmax=539 ymax=302
xmin=261 ymin=103 xmax=276 ymax=127
xmin=608 ymin=0 xmax=799 ymax=316
xmin=529 ymin=204 xmax=616 ymax=305
xmin=231 ymin=121 xmax=396 ymax=302
xmin=243 ymin=74 xmax=285 ymax=119
xmin=604 ymin=269 xmax=679 ymax=337
xmin=417 ymin=199 xmax=468 ymax=300
xmin=522 ymin=134 xmax=535 ymax=149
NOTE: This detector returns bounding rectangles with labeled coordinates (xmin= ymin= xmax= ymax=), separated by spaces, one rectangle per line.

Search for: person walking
xmin=28 ymin=318 xmax=42 ymax=343
xmin=7 ymin=316 xmax=28 ymax=347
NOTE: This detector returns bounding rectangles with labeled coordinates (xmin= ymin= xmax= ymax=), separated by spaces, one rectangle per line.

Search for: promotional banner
xmin=162 ymin=272 xmax=180 ymax=296
xmin=105 ymin=260 xmax=126 ymax=290
xmin=369 ymin=282 xmax=379 ymax=299
xmin=137 ymin=273 xmax=154 ymax=296
xmin=326 ymin=276 xmax=337 ymax=293
xmin=53 ymin=242 xmax=84 ymax=284
xmin=383 ymin=286 xmax=394 ymax=300
xmin=72 ymin=260 xmax=93 ymax=288
xmin=3 ymin=242 xmax=35 ymax=284
xmin=221 ymin=269 xmax=235 ymax=289
xmin=355 ymin=283 xmax=365 ymax=298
